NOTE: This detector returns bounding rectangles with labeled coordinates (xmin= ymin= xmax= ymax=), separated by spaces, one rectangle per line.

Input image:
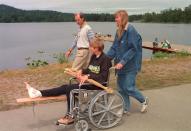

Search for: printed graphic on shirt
xmin=88 ymin=65 xmax=100 ymax=74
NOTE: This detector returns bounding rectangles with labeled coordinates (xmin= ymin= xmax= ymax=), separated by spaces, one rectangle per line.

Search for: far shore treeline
xmin=0 ymin=4 xmax=191 ymax=23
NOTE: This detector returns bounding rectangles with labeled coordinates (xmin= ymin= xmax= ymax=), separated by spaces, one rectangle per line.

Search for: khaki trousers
xmin=72 ymin=49 xmax=92 ymax=71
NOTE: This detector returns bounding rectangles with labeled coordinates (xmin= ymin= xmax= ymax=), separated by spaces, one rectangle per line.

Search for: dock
xmin=95 ymin=34 xmax=191 ymax=53
xmin=143 ymin=41 xmax=191 ymax=53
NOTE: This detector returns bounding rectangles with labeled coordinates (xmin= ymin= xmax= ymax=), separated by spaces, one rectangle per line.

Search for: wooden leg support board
xmin=16 ymin=96 xmax=66 ymax=103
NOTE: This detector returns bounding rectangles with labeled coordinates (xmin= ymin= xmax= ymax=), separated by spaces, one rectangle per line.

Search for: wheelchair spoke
xmin=110 ymin=103 xmax=123 ymax=110
xmin=103 ymin=94 xmax=108 ymax=105
xmin=95 ymin=102 xmax=107 ymax=110
xmin=108 ymin=110 xmax=122 ymax=118
xmin=92 ymin=110 xmax=106 ymax=116
xmin=108 ymin=96 xmax=115 ymax=108
xmin=98 ymin=112 xmax=107 ymax=126
xmin=106 ymin=111 xmax=111 ymax=125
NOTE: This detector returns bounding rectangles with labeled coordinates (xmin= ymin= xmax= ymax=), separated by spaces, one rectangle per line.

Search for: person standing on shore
xmin=107 ymin=10 xmax=148 ymax=113
xmin=65 ymin=13 xmax=95 ymax=70
xmin=152 ymin=37 xmax=159 ymax=54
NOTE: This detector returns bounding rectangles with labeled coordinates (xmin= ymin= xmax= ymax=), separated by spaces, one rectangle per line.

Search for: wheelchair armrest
xmin=69 ymin=77 xmax=92 ymax=85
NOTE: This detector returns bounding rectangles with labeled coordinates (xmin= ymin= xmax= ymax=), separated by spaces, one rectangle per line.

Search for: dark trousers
xmin=40 ymin=84 xmax=101 ymax=113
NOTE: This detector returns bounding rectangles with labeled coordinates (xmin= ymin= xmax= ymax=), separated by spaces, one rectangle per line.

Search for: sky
xmin=0 ymin=0 xmax=190 ymax=15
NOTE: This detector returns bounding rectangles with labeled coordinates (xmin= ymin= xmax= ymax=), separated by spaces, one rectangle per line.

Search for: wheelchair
xmin=63 ymin=68 xmax=125 ymax=131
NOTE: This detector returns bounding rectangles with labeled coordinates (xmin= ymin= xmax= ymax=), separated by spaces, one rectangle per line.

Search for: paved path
xmin=1 ymin=84 xmax=191 ymax=131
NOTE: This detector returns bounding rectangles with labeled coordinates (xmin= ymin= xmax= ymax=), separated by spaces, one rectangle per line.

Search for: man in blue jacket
xmin=107 ymin=10 xmax=148 ymax=114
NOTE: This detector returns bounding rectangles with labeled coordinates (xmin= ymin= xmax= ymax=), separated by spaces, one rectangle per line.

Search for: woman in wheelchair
xmin=25 ymin=38 xmax=112 ymax=125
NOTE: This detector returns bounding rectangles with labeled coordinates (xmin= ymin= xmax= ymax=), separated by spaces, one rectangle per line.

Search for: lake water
xmin=0 ymin=22 xmax=191 ymax=70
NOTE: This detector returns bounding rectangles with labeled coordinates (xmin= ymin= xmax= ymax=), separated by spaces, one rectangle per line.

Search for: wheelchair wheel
xmin=75 ymin=119 xmax=89 ymax=131
xmin=88 ymin=91 xmax=124 ymax=129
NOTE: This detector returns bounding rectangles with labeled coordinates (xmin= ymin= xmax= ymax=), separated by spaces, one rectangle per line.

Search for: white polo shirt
xmin=72 ymin=24 xmax=94 ymax=49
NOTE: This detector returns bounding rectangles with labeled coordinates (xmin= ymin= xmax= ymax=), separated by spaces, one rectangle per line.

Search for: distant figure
xmin=152 ymin=37 xmax=159 ymax=54
xmin=161 ymin=39 xmax=171 ymax=49
xmin=153 ymin=37 xmax=159 ymax=48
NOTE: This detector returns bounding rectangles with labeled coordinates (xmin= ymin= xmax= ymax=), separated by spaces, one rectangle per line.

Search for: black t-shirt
xmin=82 ymin=53 xmax=112 ymax=83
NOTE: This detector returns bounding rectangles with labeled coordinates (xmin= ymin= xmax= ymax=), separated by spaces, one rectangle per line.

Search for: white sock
xmin=24 ymin=82 xmax=42 ymax=98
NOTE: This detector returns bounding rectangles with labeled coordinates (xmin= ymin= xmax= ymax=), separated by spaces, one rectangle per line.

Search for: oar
xmin=87 ymin=79 xmax=113 ymax=93
xmin=64 ymin=68 xmax=113 ymax=93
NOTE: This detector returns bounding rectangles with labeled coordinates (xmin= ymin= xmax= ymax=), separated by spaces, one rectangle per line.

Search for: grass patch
xmin=53 ymin=52 xmax=68 ymax=64
xmin=1 ymin=56 xmax=191 ymax=111
xmin=137 ymin=56 xmax=191 ymax=90
xmin=152 ymin=50 xmax=191 ymax=59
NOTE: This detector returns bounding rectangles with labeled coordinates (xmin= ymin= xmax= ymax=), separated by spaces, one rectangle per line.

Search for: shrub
xmin=53 ymin=52 xmax=68 ymax=64
xmin=152 ymin=50 xmax=191 ymax=59
xmin=26 ymin=59 xmax=48 ymax=68
xmin=176 ymin=50 xmax=191 ymax=57
xmin=152 ymin=52 xmax=170 ymax=59
xmin=25 ymin=50 xmax=49 ymax=68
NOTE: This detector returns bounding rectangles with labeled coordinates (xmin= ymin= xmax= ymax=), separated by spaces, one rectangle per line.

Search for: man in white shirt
xmin=65 ymin=13 xmax=95 ymax=70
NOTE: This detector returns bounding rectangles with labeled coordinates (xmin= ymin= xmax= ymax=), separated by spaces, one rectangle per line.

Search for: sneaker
xmin=123 ymin=110 xmax=131 ymax=115
xmin=24 ymin=82 xmax=42 ymax=98
xmin=141 ymin=97 xmax=148 ymax=113
xmin=115 ymin=108 xmax=124 ymax=117
xmin=57 ymin=114 xmax=74 ymax=125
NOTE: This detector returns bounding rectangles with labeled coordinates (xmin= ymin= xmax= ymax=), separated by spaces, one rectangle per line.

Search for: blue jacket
xmin=107 ymin=24 xmax=142 ymax=74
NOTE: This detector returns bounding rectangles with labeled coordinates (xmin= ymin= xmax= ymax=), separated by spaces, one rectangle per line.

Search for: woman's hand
xmin=115 ymin=63 xmax=123 ymax=69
